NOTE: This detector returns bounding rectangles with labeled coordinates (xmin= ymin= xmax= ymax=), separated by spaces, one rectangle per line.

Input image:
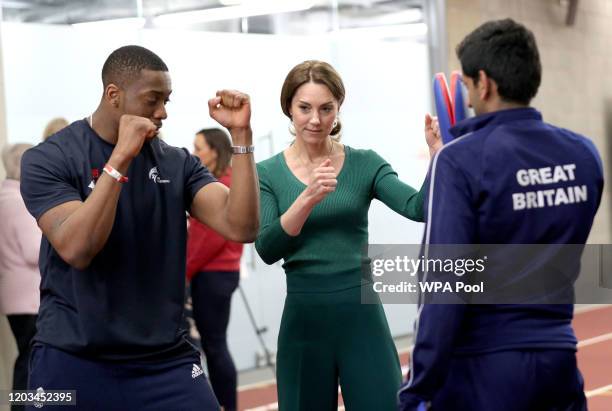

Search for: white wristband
xmin=103 ymin=164 xmax=128 ymax=183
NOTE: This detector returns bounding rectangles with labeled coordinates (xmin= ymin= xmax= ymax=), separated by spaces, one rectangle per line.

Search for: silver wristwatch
xmin=232 ymin=145 xmax=255 ymax=154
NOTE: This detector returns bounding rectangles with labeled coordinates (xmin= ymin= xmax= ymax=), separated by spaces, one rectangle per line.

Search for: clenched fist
xmin=302 ymin=159 xmax=337 ymax=206
xmin=208 ymin=90 xmax=251 ymax=130
xmin=107 ymin=115 xmax=158 ymax=174
xmin=116 ymin=115 xmax=157 ymax=158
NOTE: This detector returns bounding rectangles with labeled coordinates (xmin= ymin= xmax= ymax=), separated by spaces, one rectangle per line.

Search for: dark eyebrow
xmin=145 ymin=89 xmax=172 ymax=96
xmin=143 ymin=90 xmax=172 ymax=101
xmin=298 ymin=100 xmax=334 ymax=106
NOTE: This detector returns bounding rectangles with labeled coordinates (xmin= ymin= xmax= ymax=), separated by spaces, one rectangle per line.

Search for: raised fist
xmin=303 ymin=159 xmax=337 ymax=206
xmin=208 ymin=90 xmax=251 ymax=130
xmin=115 ymin=114 xmax=158 ymax=160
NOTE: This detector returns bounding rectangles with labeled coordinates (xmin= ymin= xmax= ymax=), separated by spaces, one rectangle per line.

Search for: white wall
xmin=1 ymin=22 xmax=431 ymax=370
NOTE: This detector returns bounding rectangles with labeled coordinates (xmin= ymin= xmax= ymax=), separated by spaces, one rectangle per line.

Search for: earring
xmin=288 ymin=120 xmax=296 ymax=135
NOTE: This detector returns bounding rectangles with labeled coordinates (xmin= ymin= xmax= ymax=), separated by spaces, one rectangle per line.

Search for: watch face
xmin=232 ymin=146 xmax=254 ymax=154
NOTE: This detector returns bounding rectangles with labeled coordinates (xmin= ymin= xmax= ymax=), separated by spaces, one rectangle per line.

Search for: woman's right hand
xmin=425 ymin=113 xmax=443 ymax=158
xmin=302 ymin=159 xmax=337 ymax=206
xmin=279 ymin=159 xmax=337 ymax=236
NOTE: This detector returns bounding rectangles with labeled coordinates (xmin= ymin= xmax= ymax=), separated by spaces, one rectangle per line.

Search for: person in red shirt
xmin=187 ymin=128 xmax=243 ymax=411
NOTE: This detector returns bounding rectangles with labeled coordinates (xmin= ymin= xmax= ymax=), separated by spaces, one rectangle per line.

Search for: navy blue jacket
xmin=398 ymin=108 xmax=603 ymax=409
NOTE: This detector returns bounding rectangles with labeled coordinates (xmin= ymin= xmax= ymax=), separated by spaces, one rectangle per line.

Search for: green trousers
xmin=276 ymin=272 xmax=401 ymax=411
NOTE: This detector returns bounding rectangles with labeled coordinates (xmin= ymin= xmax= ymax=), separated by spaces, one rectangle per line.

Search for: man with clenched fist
xmin=19 ymin=45 xmax=258 ymax=411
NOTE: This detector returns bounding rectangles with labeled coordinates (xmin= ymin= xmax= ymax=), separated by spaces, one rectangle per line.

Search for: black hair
xmin=101 ymin=45 xmax=168 ymax=88
xmin=456 ymin=19 xmax=541 ymax=105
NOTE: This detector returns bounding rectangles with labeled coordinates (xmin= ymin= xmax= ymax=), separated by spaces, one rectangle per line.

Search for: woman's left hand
xmin=425 ymin=113 xmax=442 ymax=158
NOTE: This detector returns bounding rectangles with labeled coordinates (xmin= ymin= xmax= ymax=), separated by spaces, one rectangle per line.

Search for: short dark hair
xmin=197 ymin=128 xmax=232 ymax=178
xmin=456 ymin=19 xmax=541 ymax=105
xmin=101 ymin=45 xmax=168 ymax=88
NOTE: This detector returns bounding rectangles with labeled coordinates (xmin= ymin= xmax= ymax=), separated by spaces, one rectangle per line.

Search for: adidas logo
xmin=192 ymin=364 xmax=204 ymax=379
xmin=33 ymin=387 xmax=45 ymax=409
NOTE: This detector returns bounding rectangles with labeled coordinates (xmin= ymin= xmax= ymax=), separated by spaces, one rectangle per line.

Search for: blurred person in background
xmin=42 ymin=117 xmax=69 ymax=141
xmin=0 ymin=143 xmax=41 ymax=411
xmin=186 ymin=127 xmax=243 ymax=411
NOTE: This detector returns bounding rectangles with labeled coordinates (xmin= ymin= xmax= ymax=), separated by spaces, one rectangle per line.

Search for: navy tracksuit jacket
xmin=398 ymin=108 xmax=603 ymax=411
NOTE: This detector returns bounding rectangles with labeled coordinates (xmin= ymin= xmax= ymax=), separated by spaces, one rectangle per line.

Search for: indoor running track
xmin=237 ymin=304 xmax=612 ymax=411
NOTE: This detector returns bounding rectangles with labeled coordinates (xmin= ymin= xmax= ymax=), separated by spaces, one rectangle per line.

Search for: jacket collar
xmin=450 ymin=107 xmax=542 ymax=138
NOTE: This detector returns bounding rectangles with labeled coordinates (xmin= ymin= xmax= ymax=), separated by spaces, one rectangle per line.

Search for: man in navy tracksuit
xmin=398 ymin=19 xmax=603 ymax=411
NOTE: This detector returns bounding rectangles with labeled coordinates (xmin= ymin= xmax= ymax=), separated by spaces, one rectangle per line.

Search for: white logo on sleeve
xmin=148 ymin=167 xmax=170 ymax=184
xmin=192 ymin=364 xmax=204 ymax=379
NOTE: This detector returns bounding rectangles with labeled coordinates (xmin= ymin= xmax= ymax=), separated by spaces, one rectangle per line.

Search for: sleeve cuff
xmin=268 ymin=217 xmax=299 ymax=245
xmin=255 ymin=218 xmax=300 ymax=264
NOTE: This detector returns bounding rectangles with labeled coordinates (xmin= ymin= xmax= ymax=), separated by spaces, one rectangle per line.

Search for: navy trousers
xmin=430 ymin=350 xmax=587 ymax=411
xmin=26 ymin=343 xmax=219 ymax=411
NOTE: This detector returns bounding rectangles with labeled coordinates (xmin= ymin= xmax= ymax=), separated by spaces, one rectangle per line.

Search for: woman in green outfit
xmin=254 ymin=60 xmax=441 ymax=411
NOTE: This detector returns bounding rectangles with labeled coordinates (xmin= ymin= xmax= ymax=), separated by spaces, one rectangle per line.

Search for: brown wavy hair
xmin=280 ymin=60 xmax=345 ymax=139
xmin=197 ymin=128 xmax=232 ymax=178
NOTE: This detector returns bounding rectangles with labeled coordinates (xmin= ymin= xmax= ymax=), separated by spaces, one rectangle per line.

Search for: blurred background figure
xmin=42 ymin=117 xmax=69 ymax=141
xmin=0 ymin=143 xmax=41 ymax=411
xmin=187 ymin=128 xmax=243 ymax=411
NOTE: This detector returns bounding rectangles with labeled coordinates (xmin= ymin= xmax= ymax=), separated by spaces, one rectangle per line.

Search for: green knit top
xmin=255 ymin=145 xmax=425 ymax=281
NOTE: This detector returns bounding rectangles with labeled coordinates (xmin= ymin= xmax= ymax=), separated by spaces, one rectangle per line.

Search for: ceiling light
xmin=154 ymin=1 xmax=313 ymax=27
xmin=1 ymin=0 xmax=32 ymax=9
